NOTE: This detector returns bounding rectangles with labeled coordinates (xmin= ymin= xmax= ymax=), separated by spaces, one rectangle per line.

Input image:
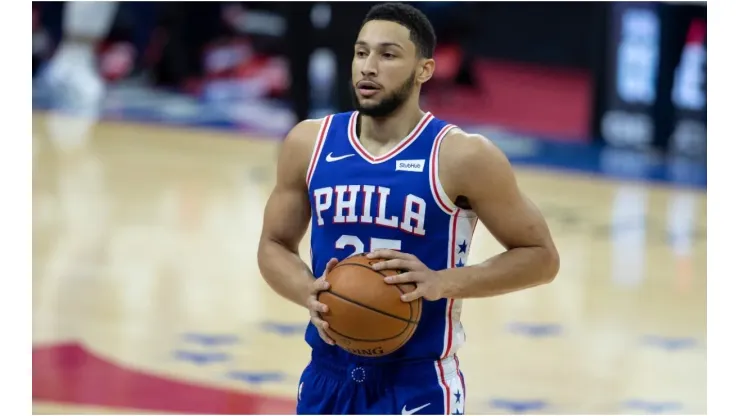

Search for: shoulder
xmin=283 ymin=111 xmax=354 ymax=166
xmin=276 ymin=118 xmax=326 ymax=186
xmin=281 ymin=118 xmax=326 ymax=168
xmin=438 ymin=127 xmax=511 ymax=172
xmin=284 ymin=117 xmax=326 ymax=147
xmin=437 ymin=127 xmax=515 ymax=198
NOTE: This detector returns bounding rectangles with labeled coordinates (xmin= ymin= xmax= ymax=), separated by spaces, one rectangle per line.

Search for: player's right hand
xmin=307 ymin=257 xmax=339 ymax=345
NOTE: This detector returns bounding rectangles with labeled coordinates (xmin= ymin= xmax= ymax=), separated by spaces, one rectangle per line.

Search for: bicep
xmin=261 ymin=184 xmax=311 ymax=252
xmin=259 ymin=121 xmax=318 ymax=252
xmin=471 ymin=184 xmax=552 ymax=251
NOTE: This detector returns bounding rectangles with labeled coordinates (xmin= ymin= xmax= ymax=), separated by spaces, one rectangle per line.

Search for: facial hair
xmin=350 ymin=69 xmax=416 ymax=118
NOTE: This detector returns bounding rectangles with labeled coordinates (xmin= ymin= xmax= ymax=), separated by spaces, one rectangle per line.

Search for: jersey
xmin=304 ymin=110 xmax=479 ymax=365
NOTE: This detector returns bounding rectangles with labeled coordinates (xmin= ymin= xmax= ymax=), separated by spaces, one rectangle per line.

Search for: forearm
xmin=439 ymin=246 xmax=559 ymax=299
xmin=257 ymin=239 xmax=316 ymax=308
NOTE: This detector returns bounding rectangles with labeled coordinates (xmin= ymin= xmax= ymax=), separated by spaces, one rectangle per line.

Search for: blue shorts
xmin=296 ymin=353 xmax=466 ymax=415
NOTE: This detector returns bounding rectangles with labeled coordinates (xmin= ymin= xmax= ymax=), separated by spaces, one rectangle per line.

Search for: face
xmin=351 ymin=20 xmax=434 ymax=117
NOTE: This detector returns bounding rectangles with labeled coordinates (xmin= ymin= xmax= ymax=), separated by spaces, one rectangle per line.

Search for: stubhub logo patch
xmin=396 ymin=159 xmax=425 ymax=172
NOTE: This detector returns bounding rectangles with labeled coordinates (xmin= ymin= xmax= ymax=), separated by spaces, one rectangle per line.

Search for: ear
xmin=416 ymin=58 xmax=435 ymax=84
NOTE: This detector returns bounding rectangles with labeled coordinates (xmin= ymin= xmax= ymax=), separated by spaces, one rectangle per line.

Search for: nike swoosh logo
xmin=326 ymin=152 xmax=355 ymax=162
xmin=402 ymin=403 xmax=431 ymax=415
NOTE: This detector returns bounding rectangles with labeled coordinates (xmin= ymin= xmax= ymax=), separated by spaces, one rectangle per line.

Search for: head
xmin=351 ymin=3 xmax=437 ymax=117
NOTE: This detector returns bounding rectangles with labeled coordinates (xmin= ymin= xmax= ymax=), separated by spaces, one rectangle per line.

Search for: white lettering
xmin=336 ymin=235 xmax=403 ymax=256
xmin=313 ymin=187 xmax=332 ymax=226
xmin=336 ymin=235 xmax=364 ymax=253
xmin=312 ymin=185 xmax=427 ymax=235
xmin=360 ymin=185 xmax=375 ymax=223
xmin=371 ymin=237 xmax=402 ymax=251
xmin=400 ymin=195 xmax=426 ymax=236
xmin=333 ymin=185 xmax=360 ymax=223
xmin=375 ymin=186 xmax=399 ymax=228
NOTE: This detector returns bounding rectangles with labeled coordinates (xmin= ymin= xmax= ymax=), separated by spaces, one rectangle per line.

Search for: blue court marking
xmin=260 ymin=321 xmax=307 ymax=336
xmin=180 ymin=332 xmax=240 ymax=347
xmin=172 ymin=350 xmax=232 ymax=365
xmin=488 ymin=398 xmax=549 ymax=413
xmin=227 ymin=370 xmax=287 ymax=385
xmin=622 ymin=399 xmax=683 ymax=413
xmin=507 ymin=322 xmax=563 ymax=338
xmin=640 ymin=335 xmax=700 ymax=351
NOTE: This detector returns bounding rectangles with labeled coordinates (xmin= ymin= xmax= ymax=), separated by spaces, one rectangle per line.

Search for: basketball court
xmin=32 ymin=112 xmax=706 ymax=414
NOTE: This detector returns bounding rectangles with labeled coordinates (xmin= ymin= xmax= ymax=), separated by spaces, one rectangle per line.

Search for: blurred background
xmin=32 ymin=1 xmax=707 ymax=415
xmin=32 ymin=0 xmax=708 ymax=163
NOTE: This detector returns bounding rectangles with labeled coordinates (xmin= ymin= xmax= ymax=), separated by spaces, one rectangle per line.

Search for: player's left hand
xmin=367 ymin=249 xmax=448 ymax=302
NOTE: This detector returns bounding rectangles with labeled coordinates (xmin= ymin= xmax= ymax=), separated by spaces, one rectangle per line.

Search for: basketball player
xmin=258 ymin=3 xmax=559 ymax=414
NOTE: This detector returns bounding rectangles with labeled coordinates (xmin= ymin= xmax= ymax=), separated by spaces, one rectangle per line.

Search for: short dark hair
xmin=361 ymin=3 xmax=437 ymax=58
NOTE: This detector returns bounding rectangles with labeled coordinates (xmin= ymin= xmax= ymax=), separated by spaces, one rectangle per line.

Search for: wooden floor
xmin=32 ymin=113 xmax=707 ymax=414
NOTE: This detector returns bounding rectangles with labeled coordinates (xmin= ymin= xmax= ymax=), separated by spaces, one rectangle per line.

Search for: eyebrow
xmin=355 ymin=40 xmax=405 ymax=50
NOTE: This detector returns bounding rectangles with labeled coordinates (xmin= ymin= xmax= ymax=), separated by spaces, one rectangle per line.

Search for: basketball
xmin=317 ymin=253 xmax=422 ymax=357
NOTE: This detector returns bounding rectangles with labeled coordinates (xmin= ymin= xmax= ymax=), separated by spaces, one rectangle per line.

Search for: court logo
xmin=396 ymin=159 xmax=425 ymax=172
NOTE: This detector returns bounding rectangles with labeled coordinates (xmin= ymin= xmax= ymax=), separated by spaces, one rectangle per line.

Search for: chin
xmin=356 ymin=92 xmax=380 ymax=102
xmin=357 ymin=101 xmax=381 ymax=111
xmin=355 ymin=101 xmax=380 ymax=113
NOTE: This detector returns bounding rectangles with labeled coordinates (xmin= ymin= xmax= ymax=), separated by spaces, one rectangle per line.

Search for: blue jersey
xmin=305 ymin=111 xmax=478 ymax=365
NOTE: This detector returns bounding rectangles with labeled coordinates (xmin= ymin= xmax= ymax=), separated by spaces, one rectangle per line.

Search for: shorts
xmin=296 ymin=352 xmax=466 ymax=415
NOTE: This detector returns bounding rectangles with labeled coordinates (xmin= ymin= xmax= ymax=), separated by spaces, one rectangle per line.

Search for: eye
xmin=355 ymin=50 xmax=368 ymax=58
xmin=382 ymin=53 xmax=395 ymax=59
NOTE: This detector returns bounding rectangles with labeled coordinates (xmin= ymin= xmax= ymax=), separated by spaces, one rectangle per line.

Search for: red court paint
xmin=33 ymin=343 xmax=297 ymax=414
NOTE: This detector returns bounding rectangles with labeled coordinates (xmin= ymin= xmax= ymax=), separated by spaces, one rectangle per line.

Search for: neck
xmin=359 ymin=101 xmax=425 ymax=145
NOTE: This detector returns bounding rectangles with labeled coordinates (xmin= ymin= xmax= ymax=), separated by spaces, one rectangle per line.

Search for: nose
xmin=361 ymin=55 xmax=378 ymax=78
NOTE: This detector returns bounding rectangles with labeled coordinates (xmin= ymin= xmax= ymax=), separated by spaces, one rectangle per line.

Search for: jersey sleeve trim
xmin=429 ymin=124 xmax=458 ymax=215
xmin=306 ymin=115 xmax=334 ymax=188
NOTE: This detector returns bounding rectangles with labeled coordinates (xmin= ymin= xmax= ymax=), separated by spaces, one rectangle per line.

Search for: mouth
xmin=356 ymin=81 xmax=381 ymax=97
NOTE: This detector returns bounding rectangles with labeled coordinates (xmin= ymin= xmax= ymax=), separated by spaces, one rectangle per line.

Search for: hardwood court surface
xmin=32 ymin=113 xmax=707 ymax=414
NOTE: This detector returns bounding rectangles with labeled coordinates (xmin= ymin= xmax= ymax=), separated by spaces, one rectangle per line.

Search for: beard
xmin=350 ymin=70 xmax=416 ymax=118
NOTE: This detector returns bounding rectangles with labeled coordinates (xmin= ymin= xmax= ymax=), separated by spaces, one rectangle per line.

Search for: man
xmin=257 ymin=3 xmax=559 ymax=414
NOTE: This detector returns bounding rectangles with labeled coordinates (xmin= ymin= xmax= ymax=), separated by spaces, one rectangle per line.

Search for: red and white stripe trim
xmin=347 ymin=111 xmax=434 ymax=164
xmin=432 ymin=122 xmax=476 ymax=366
xmin=454 ymin=355 xmax=466 ymax=398
xmin=305 ymin=115 xmax=334 ymax=187
xmin=446 ymin=210 xmax=478 ymax=271
xmin=429 ymin=124 xmax=458 ymax=215
xmin=434 ymin=355 xmax=463 ymax=414
xmin=440 ymin=208 xmax=477 ymax=362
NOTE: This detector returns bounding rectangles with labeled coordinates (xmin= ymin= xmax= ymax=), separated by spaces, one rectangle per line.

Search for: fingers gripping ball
xmin=317 ymin=253 xmax=422 ymax=357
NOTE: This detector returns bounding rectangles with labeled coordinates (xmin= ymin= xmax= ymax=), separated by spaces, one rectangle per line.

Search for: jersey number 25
xmin=335 ymin=235 xmax=402 ymax=256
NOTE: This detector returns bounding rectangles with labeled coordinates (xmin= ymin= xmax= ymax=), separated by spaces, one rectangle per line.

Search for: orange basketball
xmin=317 ymin=253 xmax=422 ymax=357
